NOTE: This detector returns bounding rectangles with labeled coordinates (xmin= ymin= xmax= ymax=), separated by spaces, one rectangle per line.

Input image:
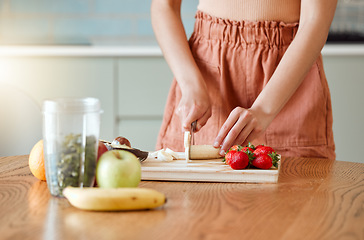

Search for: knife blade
xmin=191 ymin=120 xmax=197 ymax=145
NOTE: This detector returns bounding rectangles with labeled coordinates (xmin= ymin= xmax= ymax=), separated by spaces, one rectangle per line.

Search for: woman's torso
xmin=198 ymin=0 xmax=301 ymax=23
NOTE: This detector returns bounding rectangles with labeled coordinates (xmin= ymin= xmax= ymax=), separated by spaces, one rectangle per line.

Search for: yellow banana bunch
xmin=63 ymin=187 xmax=166 ymax=211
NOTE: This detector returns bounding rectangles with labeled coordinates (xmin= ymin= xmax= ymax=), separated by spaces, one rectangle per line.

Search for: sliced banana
xmin=165 ymin=148 xmax=179 ymax=160
xmin=149 ymin=149 xmax=162 ymax=159
xmin=157 ymin=150 xmax=174 ymax=161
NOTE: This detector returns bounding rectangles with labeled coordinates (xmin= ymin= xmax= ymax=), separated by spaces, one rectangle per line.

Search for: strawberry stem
xmin=268 ymin=152 xmax=280 ymax=168
xmin=246 ymin=142 xmax=255 ymax=150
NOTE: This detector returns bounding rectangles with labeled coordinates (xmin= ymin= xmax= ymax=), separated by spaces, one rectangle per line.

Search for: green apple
xmin=96 ymin=150 xmax=141 ymax=188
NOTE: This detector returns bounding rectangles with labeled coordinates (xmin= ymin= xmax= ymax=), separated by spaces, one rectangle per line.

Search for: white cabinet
xmin=323 ymin=55 xmax=364 ymax=163
xmin=0 ymin=53 xmax=172 ymax=156
xmin=116 ymin=57 xmax=173 ymax=151
xmin=0 ymin=57 xmax=115 ymax=156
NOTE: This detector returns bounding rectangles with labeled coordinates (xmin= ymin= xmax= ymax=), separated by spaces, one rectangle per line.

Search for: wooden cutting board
xmin=141 ymin=156 xmax=281 ymax=183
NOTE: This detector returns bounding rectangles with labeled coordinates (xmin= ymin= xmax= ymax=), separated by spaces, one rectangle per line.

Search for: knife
xmin=100 ymin=140 xmax=149 ymax=162
xmin=191 ymin=120 xmax=197 ymax=145
xmin=184 ymin=120 xmax=197 ymax=163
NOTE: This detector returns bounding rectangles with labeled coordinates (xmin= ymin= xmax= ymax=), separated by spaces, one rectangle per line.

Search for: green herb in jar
xmin=56 ymin=133 xmax=97 ymax=192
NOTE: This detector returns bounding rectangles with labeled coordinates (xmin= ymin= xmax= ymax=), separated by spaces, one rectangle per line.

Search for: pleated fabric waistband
xmin=192 ymin=11 xmax=299 ymax=47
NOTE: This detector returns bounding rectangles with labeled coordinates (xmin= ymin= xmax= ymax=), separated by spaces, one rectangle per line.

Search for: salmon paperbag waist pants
xmin=156 ymin=11 xmax=336 ymax=159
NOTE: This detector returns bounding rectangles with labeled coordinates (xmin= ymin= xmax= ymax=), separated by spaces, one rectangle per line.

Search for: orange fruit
xmin=29 ymin=140 xmax=46 ymax=181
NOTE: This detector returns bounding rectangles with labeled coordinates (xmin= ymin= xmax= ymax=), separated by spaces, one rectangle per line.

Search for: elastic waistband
xmin=192 ymin=11 xmax=299 ymax=47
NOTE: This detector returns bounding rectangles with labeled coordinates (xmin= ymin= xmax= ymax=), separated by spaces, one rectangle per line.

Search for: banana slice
xmin=63 ymin=187 xmax=167 ymax=211
xmin=150 ymin=149 xmax=162 ymax=158
xmin=157 ymin=150 xmax=173 ymax=161
xmin=165 ymin=148 xmax=179 ymax=160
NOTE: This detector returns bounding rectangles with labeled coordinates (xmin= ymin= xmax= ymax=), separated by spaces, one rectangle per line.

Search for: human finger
xmin=219 ymin=114 xmax=251 ymax=155
xmin=194 ymin=107 xmax=212 ymax=132
xmin=213 ymin=108 xmax=241 ymax=149
xmin=183 ymin=101 xmax=212 ymax=132
xmin=176 ymin=100 xmax=192 ymax=132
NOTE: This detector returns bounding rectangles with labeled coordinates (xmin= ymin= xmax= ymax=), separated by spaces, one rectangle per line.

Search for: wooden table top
xmin=0 ymin=155 xmax=363 ymax=240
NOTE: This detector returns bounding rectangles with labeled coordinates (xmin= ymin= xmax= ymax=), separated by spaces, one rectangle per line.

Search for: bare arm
xmin=214 ymin=0 xmax=338 ymax=154
xmin=251 ymin=0 xmax=337 ymax=120
xmin=151 ymin=0 xmax=212 ymax=132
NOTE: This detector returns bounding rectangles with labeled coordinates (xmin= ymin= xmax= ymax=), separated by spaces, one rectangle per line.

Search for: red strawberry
xmin=224 ymin=150 xmax=249 ymax=170
xmin=255 ymin=144 xmax=265 ymax=150
xmin=241 ymin=146 xmax=254 ymax=153
xmin=253 ymin=146 xmax=275 ymax=156
xmin=224 ymin=150 xmax=233 ymax=165
xmin=241 ymin=146 xmax=255 ymax=165
xmin=229 ymin=145 xmax=242 ymax=152
xmin=224 ymin=146 xmax=239 ymax=164
xmin=251 ymin=154 xmax=273 ymax=169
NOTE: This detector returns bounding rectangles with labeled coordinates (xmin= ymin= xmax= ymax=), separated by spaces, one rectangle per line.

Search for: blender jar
xmin=42 ymin=98 xmax=102 ymax=197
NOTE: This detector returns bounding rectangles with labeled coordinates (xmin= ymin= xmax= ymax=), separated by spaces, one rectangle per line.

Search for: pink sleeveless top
xmin=198 ymin=0 xmax=301 ymax=23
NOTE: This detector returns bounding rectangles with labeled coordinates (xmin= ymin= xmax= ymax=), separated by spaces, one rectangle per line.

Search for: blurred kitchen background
xmin=0 ymin=0 xmax=197 ymax=45
xmin=0 ymin=0 xmax=363 ymax=163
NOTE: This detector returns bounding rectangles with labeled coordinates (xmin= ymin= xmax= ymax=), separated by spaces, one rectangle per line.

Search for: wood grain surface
xmin=0 ymin=155 xmax=363 ymax=240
